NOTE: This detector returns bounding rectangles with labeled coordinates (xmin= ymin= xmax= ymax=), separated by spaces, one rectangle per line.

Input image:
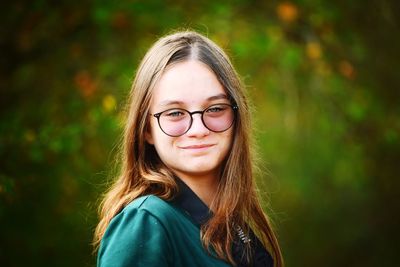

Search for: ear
xmin=145 ymin=125 xmax=154 ymax=145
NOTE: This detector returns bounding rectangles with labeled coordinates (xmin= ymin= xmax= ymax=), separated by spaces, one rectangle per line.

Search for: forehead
xmin=151 ymin=60 xmax=227 ymax=107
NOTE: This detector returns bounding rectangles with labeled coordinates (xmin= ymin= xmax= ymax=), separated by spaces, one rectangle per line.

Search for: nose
xmin=186 ymin=113 xmax=210 ymax=137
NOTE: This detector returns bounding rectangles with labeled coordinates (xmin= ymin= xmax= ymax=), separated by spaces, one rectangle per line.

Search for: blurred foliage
xmin=1 ymin=0 xmax=399 ymax=266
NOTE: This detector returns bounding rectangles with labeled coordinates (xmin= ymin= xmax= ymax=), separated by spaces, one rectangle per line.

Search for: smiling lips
xmin=180 ymin=144 xmax=215 ymax=150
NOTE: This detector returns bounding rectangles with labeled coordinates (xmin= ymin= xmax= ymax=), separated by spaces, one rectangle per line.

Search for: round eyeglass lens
xmin=203 ymin=104 xmax=234 ymax=132
xmin=159 ymin=109 xmax=191 ymax=136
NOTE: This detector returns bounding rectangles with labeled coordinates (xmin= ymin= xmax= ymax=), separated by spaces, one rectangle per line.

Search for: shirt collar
xmin=170 ymin=177 xmax=274 ymax=266
xmin=171 ymin=177 xmax=212 ymax=226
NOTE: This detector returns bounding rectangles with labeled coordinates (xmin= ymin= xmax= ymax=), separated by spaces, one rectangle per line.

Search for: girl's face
xmin=146 ymin=60 xmax=233 ymax=181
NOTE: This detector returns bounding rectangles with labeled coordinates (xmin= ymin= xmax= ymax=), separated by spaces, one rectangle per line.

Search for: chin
xmin=186 ymin=164 xmax=219 ymax=176
xmin=189 ymin=160 xmax=217 ymax=170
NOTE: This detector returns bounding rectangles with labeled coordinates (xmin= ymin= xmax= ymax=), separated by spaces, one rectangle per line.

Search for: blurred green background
xmin=1 ymin=0 xmax=399 ymax=266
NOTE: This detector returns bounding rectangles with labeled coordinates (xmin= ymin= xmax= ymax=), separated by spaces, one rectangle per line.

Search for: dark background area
xmin=1 ymin=0 xmax=399 ymax=266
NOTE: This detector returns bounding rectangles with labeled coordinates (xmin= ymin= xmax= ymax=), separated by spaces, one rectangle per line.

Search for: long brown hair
xmin=93 ymin=30 xmax=283 ymax=266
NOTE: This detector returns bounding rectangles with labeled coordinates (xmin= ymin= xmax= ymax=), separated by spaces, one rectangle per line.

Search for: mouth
xmin=179 ymin=144 xmax=215 ymax=150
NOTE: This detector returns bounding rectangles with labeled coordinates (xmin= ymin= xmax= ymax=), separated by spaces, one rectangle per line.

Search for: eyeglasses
xmin=150 ymin=103 xmax=237 ymax=137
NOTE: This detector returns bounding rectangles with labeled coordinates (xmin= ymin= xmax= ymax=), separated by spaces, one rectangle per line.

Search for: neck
xmin=174 ymin=171 xmax=218 ymax=207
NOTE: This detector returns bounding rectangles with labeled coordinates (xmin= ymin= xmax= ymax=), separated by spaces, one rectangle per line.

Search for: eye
xmin=165 ymin=111 xmax=183 ymax=117
xmin=165 ymin=110 xmax=185 ymax=117
xmin=206 ymin=105 xmax=227 ymax=113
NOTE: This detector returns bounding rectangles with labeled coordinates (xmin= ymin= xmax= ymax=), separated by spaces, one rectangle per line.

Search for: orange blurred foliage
xmin=74 ymin=70 xmax=97 ymax=98
xmin=339 ymin=60 xmax=356 ymax=79
xmin=277 ymin=2 xmax=299 ymax=23
xmin=112 ymin=12 xmax=130 ymax=29
xmin=306 ymin=42 xmax=322 ymax=59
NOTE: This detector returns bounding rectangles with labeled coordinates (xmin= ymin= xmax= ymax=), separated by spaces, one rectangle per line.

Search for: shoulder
xmin=124 ymin=195 xmax=172 ymax=212
xmin=101 ymin=195 xmax=175 ymax=240
xmin=122 ymin=195 xmax=178 ymax=222
xmin=103 ymin=195 xmax=179 ymax=238
xmin=98 ymin=195 xmax=176 ymax=266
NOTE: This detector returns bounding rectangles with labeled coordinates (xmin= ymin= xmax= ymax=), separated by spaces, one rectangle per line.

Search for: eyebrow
xmin=158 ymin=93 xmax=228 ymax=107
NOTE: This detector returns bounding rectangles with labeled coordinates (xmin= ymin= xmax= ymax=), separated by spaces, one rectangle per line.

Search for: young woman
xmin=94 ymin=30 xmax=283 ymax=267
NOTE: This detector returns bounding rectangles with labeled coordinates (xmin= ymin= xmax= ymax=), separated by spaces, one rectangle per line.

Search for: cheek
xmin=224 ymin=131 xmax=234 ymax=155
xmin=147 ymin=119 xmax=168 ymax=145
xmin=224 ymin=129 xmax=234 ymax=148
xmin=215 ymin=130 xmax=234 ymax=160
xmin=151 ymin=130 xmax=176 ymax=157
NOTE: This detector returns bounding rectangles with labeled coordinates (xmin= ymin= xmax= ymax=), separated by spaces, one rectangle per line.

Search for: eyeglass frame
xmin=149 ymin=103 xmax=238 ymax=137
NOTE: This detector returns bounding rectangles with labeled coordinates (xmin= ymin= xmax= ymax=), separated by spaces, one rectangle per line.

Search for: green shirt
xmin=97 ymin=195 xmax=231 ymax=267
